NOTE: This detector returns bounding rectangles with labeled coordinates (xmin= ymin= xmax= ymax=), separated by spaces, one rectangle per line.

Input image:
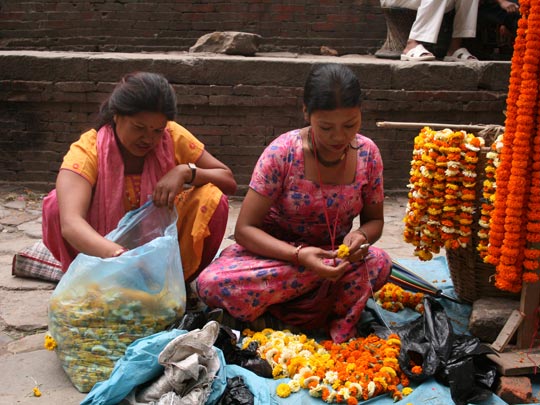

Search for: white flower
xmin=325 ymin=370 xmax=339 ymax=384
xmin=367 ymin=381 xmax=376 ymax=398
xmin=288 ymin=380 xmax=301 ymax=392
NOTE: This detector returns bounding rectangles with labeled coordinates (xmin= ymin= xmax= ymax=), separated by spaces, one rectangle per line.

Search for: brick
xmin=496 ymin=376 xmax=532 ymax=404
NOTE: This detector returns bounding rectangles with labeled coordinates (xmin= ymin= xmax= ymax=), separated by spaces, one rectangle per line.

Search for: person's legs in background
xmin=445 ymin=0 xmax=480 ymax=59
xmin=402 ymin=0 xmax=450 ymax=59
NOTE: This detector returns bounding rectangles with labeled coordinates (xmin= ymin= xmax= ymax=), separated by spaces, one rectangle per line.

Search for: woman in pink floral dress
xmin=197 ymin=63 xmax=392 ymax=343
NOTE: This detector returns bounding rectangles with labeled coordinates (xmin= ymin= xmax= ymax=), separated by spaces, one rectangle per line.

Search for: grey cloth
xmin=125 ymin=321 xmax=221 ymax=405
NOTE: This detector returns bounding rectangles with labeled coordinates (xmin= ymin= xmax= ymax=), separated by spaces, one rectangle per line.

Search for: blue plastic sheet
xmin=81 ymin=330 xmax=275 ymax=405
xmin=82 ymin=256 xmax=531 ymax=405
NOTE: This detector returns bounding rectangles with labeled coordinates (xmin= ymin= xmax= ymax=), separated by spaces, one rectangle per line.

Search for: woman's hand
xmin=341 ymin=230 xmax=370 ymax=263
xmin=497 ymin=0 xmax=519 ymax=13
xmin=297 ymin=246 xmax=349 ymax=282
xmin=152 ymin=165 xmax=190 ymax=209
xmin=56 ymin=170 xmax=132 ymax=258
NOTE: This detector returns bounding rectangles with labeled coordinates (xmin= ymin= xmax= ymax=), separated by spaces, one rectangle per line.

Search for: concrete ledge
xmin=0 ymin=51 xmax=510 ymax=194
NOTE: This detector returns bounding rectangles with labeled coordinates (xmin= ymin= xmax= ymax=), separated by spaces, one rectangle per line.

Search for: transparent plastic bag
xmin=48 ymin=201 xmax=186 ymax=392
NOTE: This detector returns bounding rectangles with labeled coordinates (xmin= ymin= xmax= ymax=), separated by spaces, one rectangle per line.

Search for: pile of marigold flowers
xmin=373 ymin=283 xmax=424 ymax=314
xmin=403 ymin=127 xmax=485 ymax=260
xmin=241 ymin=328 xmax=413 ymax=403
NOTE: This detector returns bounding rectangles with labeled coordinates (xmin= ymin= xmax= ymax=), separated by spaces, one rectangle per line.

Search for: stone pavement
xmin=0 ymin=185 xmax=416 ymax=404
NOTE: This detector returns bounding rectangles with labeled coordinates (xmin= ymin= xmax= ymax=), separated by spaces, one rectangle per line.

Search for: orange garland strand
xmin=487 ymin=0 xmax=540 ymax=292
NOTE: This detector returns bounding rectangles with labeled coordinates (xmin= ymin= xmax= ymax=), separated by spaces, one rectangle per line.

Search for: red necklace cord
xmin=310 ymin=129 xmax=341 ymax=255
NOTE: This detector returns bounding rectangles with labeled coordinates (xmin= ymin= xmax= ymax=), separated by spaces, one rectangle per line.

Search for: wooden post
xmin=517 ymin=281 xmax=540 ymax=348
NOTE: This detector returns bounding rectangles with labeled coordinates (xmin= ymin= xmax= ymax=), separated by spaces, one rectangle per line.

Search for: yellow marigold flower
xmin=337 ymin=244 xmax=350 ymax=259
xmin=276 ymin=383 xmax=291 ymax=398
xmin=44 ymin=333 xmax=57 ymax=351
xmin=272 ymin=364 xmax=285 ymax=379
xmin=402 ymin=387 xmax=414 ymax=396
xmin=33 ymin=386 xmax=41 ymax=397
xmin=380 ymin=366 xmax=397 ymax=377
xmin=386 ymin=338 xmax=401 ymax=346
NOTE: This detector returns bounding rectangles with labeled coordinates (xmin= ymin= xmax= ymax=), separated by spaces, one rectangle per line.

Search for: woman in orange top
xmin=42 ymin=72 xmax=237 ymax=281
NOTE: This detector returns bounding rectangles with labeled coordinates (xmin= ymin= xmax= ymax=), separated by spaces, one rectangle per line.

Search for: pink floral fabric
xmin=197 ymin=129 xmax=392 ymax=342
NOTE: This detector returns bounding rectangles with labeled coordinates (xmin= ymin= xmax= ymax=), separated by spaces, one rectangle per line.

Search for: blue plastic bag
xmin=48 ymin=201 xmax=186 ymax=393
xmin=81 ymin=329 xmax=277 ymax=405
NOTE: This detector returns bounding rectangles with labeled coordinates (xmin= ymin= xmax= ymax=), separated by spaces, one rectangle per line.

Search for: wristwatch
xmin=187 ymin=162 xmax=197 ymax=184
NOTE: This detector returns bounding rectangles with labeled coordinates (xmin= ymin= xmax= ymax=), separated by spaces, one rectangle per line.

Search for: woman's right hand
xmin=57 ymin=170 xmax=129 ymax=259
xmin=498 ymin=0 xmax=519 ymax=13
xmin=297 ymin=246 xmax=349 ymax=282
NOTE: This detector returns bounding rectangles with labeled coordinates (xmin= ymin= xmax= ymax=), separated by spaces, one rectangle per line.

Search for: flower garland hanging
xmin=487 ymin=0 xmax=540 ymax=292
xmin=241 ymin=328 xmax=411 ymax=403
xmin=477 ymin=134 xmax=504 ymax=259
xmin=403 ymin=127 xmax=445 ymax=260
xmin=404 ymin=127 xmax=484 ymax=260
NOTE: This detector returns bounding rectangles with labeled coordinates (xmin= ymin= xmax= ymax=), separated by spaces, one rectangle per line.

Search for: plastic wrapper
xmin=218 ymin=376 xmax=254 ymax=405
xmin=214 ymin=325 xmax=273 ymax=378
xmin=376 ymin=296 xmax=497 ymax=405
xmin=48 ymin=202 xmax=186 ymax=392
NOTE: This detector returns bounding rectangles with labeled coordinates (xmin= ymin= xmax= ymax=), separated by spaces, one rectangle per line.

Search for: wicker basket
xmin=445 ymin=126 xmax=520 ymax=303
xmin=446 ymin=247 xmax=519 ymax=303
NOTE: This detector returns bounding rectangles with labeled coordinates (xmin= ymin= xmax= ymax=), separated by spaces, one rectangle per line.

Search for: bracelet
xmin=112 ymin=247 xmax=129 ymax=257
xmin=357 ymin=228 xmax=369 ymax=244
xmin=293 ymin=245 xmax=305 ymax=266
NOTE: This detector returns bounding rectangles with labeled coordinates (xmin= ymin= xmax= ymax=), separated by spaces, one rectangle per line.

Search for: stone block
xmin=189 ymin=31 xmax=262 ymax=56
xmin=6 ymin=332 xmax=47 ymax=354
xmin=0 ymin=289 xmax=52 ymax=332
xmin=496 ymin=376 xmax=532 ymax=404
xmin=469 ymin=297 xmax=519 ymax=343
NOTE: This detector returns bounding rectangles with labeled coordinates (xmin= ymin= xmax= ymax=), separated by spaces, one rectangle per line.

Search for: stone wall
xmin=0 ymin=51 xmax=510 ymax=195
xmin=0 ymin=0 xmax=386 ymax=56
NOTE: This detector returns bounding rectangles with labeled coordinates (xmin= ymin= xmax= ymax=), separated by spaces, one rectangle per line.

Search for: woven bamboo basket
xmin=445 ymin=125 xmax=520 ymax=303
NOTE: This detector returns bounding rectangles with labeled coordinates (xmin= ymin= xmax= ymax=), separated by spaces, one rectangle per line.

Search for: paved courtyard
xmin=0 ymin=185 xmax=417 ymax=404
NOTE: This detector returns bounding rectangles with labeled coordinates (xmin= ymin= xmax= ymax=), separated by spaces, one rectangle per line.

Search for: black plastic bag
xmin=214 ymin=324 xmax=273 ymax=378
xmin=218 ymin=376 xmax=254 ymax=405
xmin=375 ymin=296 xmax=497 ymax=405
xmin=170 ymin=308 xmax=224 ymax=332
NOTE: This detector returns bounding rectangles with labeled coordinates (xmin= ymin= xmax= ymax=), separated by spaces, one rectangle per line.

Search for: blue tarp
xmin=82 ymin=256 xmax=539 ymax=405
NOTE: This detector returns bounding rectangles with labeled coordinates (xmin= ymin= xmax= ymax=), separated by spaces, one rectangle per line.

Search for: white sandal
xmin=443 ymin=47 xmax=478 ymax=62
xmin=400 ymin=44 xmax=436 ymax=62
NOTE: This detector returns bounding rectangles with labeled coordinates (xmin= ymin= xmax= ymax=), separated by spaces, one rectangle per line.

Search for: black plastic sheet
xmin=376 ymin=296 xmax=498 ymax=405
xmin=218 ymin=376 xmax=254 ymax=405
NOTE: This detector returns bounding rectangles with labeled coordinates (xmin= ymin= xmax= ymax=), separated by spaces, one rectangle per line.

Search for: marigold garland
xmin=477 ymin=134 xmax=504 ymax=259
xmin=373 ymin=283 xmax=424 ymax=314
xmin=241 ymin=328 xmax=410 ymax=403
xmin=403 ymin=127 xmax=484 ymax=260
xmin=486 ymin=0 xmax=540 ymax=292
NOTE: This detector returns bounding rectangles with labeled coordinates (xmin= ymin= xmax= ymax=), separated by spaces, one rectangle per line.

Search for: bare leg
xmin=446 ymin=38 xmax=463 ymax=56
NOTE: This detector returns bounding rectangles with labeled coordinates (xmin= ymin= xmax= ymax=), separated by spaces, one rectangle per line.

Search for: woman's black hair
xmin=95 ymin=72 xmax=177 ymax=129
xmin=303 ymin=63 xmax=362 ymax=116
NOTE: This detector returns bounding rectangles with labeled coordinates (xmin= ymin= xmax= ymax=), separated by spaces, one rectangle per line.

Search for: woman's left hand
xmin=152 ymin=165 xmax=189 ymax=209
xmin=341 ymin=230 xmax=370 ymax=263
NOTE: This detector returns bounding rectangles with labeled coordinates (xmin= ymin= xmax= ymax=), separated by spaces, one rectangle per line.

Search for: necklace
xmin=124 ymin=175 xmax=141 ymax=210
xmin=307 ymin=128 xmax=348 ymax=167
xmin=310 ymin=130 xmax=342 ymax=262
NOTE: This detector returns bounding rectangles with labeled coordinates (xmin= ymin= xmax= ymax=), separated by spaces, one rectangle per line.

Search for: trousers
xmin=381 ymin=0 xmax=480 ymax=43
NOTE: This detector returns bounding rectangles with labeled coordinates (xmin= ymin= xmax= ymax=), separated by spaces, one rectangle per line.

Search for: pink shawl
xmin=42 ymin=124 xmax=176 ymax=271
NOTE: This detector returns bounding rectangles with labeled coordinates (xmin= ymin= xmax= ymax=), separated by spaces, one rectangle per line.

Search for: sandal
xmin=400 ymin=44 xmax=436 ymax=62
xmin=443 ymin=47 xmax=478 ymax=62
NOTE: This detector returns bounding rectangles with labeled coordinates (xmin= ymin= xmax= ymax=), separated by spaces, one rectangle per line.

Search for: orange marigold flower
xmin=411 ymin=365 xmax=423 ymax=375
